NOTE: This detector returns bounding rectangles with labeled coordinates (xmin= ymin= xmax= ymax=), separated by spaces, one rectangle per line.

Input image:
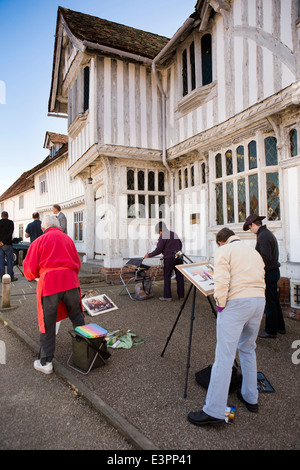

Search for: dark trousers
xmin=0 ymin=244 xmax=14 ymax=280
xmin=163 ymin=257 xmax=185 ymax=299
xmin=264 ymin=268 xmax=285 ymax=335
xmin=40 ymin=288 xmax=85 ymax=364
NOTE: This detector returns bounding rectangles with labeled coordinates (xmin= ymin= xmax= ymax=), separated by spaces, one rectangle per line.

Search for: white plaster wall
xmin=285 ymin=165 xmax=300 ymax=263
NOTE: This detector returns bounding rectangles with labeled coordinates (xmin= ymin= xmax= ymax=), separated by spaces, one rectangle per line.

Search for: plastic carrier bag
xmin=134 ymin=278 xmax=154 ymax=300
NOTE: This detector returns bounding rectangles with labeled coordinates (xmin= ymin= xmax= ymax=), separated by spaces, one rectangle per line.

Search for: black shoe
xmin=188 ymin=410 xmax=225 ymax=426
xmin=278 ymin=329 xmax=286 ymax=335
xmin=11 ymin=278 xmax=18 ymax=282
xmin=258 ymin=330 xmax=276 ymax=338
xmin=237 ymin=390 xmax=258 ymax=413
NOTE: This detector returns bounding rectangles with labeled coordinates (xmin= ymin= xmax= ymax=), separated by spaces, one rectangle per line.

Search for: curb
xmin=0 ymin=310 xmax=159 ymax=451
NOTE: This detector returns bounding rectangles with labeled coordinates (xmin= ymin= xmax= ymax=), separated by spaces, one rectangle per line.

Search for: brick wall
xmin=100 ymin=265 xmax=164 ymax=285
xmin=278 ymin=277 xmax=300 ymax=321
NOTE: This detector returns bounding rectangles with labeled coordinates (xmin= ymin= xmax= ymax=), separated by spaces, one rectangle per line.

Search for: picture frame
xmin=82 ymin=294 xmax=119 ymax=316
xmin=176 ymin=262 xmax=214 ymax=296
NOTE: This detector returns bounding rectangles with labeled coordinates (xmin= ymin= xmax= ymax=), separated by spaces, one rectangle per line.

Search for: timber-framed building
xmin=1 ymin=1 xmax=300 ymax=317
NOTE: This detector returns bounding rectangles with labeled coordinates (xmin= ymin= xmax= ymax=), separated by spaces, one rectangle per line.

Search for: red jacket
xmin=23 ymin=227 xmax=82 ymax=333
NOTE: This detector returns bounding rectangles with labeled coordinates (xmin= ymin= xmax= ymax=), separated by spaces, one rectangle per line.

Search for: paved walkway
xmin=1 ymin=270 xmax=300 ymax=451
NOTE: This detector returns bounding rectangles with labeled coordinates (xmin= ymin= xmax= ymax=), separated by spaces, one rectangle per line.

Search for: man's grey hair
xmin=42 ymin=215 xmax=60 ymax=230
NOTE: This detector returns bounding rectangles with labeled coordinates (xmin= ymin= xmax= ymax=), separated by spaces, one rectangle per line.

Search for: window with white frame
xmin=289 ymin=128 xmax=298 ymax=157
xmin=291 ymin=279 xmax=300 ymax=309
xmin=83 ymin=66 xmax=90 ymax=112
xmin=74 ymin=211 xmax=83 ymax=241
xmin=126 ymin=169 xmax=166 ymax=219
xmin=19 ymin=195 xmax=24 ymax=210
xmin=39 ymin=174 xmax=47 ymax=195
xmin=180 ymin=33 xmax=212 ymax=98
xmin=177 ymin=162 xmax=206 ymax=190
xmin=212 ymin=135 xmax=281 ymax=226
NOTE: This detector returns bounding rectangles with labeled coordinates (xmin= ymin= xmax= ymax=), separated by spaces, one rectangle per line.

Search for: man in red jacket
xmin=23 ymin=215 xmax=85 ymax=374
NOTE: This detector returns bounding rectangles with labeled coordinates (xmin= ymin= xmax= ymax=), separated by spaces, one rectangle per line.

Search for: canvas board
xmin=82 ymin=294 xmax=118 ymax=316
xmin=176 ymin=262 xmax=214 ymax=296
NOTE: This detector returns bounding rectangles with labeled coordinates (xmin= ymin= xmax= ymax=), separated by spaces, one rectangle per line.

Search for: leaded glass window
xmin=158 ymin=172 xmax=164 ymax=191
xmin=266 ymin=172 xmax=280 ymax=221
xmin=178 ymin=170 xmax=182 ymax=190
xmin=213 ymin=135 xmax=281 ymax=226
xmin=265 ymin=136 xmax=278 ymax=166
xmin=216 ymin=183 xmax=223 ymax=225
xmin=248 ymin=141 xmax=257 ymax=169
xmin=237 ymin=178 xmax=246 ymax=222
xmin=83 ymin=66 xmax=90 ymax=112
xmin=127 ymin=169 xmax=134 ymax=190
xmin=190 ymin=41 xmax=196 ymax=91
xmin=127 ymin=169 xmax=166 ymax=219
xmin=289 ymin=129 xmax=298 ymax=157
xmin=184 ymin=168 xmax=188 ymax=188
xmin=148 ymin=171 xmax=155 ymax=191
xmin=226 ymin=181 xmax=234 ymax=223
xmin=159 ymin=196 xmax=165 ymax=219
xmin=249 ymin=174 xmax=259 ymax=214
xmin=182 ymin=49 xmax=188 ymax=96
xmin=127 ymin=194 xmax=135 ymax=218
xmin=201 ymin=34 xmax=212 ymax=86
xmin=215 ymin=153 xmax=222 ymax=178
xmin=237 ymin=146 xmax=245 ymax=173
xmin=226 ymin=150 xmax=233 ymax=176
xmin=138 ymin=195 xmax=145 ymax=218
xmin=148 ymin=195 xmax=155 ymax=218
xmin=177 ymin=164 xmax=200 ymax=190
xmin=138 ymin=170 xmax=144 ymax=190
xmin=201 ymin=162 xmax=206 ymax=184
xmin=191 ymin=165 xmax=195 ymax=186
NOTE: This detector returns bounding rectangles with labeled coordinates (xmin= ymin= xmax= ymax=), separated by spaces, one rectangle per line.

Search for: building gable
xmin=48 ymin=6 xmax=171 ymax=114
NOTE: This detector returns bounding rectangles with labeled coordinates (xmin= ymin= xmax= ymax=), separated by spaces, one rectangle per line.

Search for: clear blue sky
xmin=0 ymin=0 xmax=196 ymax=196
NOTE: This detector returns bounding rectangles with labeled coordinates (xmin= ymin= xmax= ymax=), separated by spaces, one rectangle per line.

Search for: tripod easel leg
xmin=160 ymin=283 xmax=193 ymax=357
xmin=183 ymin=285 xmax=197 ymax=398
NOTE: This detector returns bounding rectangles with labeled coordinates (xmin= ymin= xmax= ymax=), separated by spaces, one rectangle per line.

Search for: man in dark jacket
xmin=145 ymin=222 xmax=184 ymax=301
xmin=243 ymin=214 xmax=285 ymax=338
xmin=0 ymin=211 xmax=17 ymax=281
xmin=25 ymin=212 xmax=43 ymax=243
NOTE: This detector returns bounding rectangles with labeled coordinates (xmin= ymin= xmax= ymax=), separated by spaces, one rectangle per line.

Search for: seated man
xmin=23 ymin=215 xmax=85 ymax=374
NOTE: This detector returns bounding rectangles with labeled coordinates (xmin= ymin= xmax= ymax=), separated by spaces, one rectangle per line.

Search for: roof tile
xmin=60 ymin=7 xmax=170 ymax=59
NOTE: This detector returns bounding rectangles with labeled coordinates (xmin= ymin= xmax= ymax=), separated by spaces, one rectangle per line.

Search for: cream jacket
xmin=214 ymin=235 xmax=265 ymax=308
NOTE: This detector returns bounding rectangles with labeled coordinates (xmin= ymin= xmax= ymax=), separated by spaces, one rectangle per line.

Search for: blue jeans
xmin=203 ymin=297 xmax=265 ymax=420
xmin=0 ymin=244 xmax=15 ymax=280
